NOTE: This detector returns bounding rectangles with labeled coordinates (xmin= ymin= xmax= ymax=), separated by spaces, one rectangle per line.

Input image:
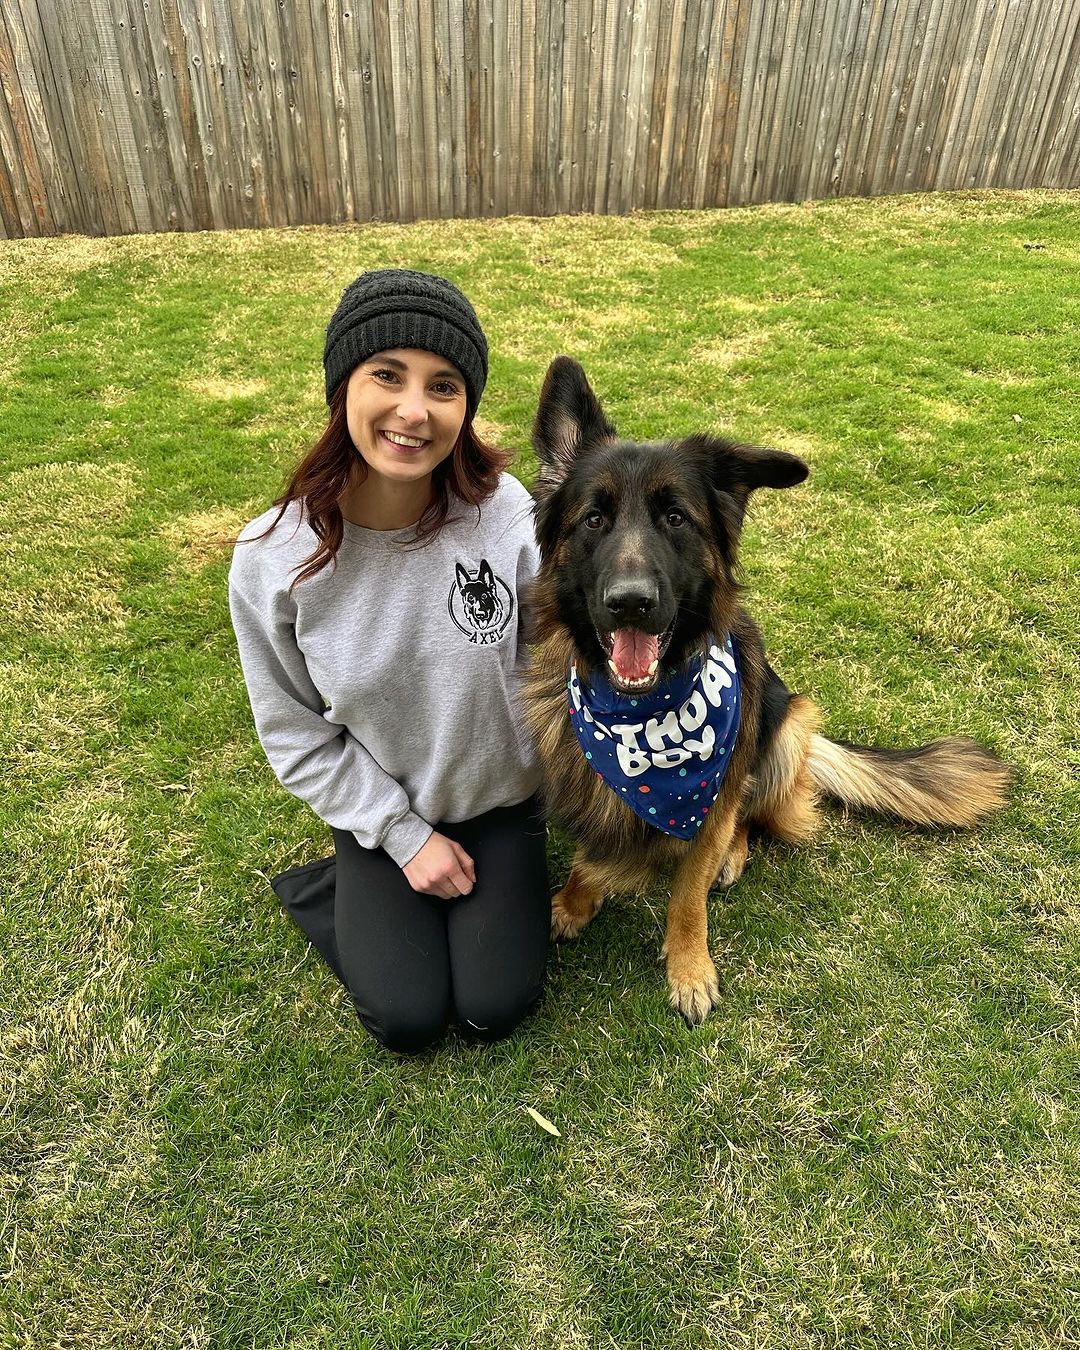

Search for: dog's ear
xmin=478 ymin=559 xmax=494 ymax=588
xmin=683 ymin=435 xmax=809 ymax=566
xmin=532 ymin=356 xmax=617 ymax=497
xmin=455 ymin=562 xmax=470 ymax=587
xmin=684 ymin=434 xmax=809 ymax=496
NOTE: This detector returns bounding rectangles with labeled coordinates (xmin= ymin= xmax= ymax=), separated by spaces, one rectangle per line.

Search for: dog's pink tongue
xmin=611 ymin=629 xmax=659 ymax=681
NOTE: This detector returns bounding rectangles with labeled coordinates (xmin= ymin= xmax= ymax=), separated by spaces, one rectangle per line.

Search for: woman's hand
xmin=402 ymin=831 xmax=476 ymax=899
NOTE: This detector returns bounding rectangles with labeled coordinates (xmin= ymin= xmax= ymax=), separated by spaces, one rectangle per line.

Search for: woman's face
xmin=345 ymin=348 xmax=467 ymax=489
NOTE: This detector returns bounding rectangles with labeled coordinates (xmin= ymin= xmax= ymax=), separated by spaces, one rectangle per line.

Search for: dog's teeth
xmin=647 ymin=660 xmax=658 ymax=675
xmin=608 ymin=661 xmax=619 ymax=676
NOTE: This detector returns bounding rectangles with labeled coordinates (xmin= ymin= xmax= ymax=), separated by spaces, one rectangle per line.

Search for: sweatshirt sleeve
xmin=228 ymin=553 xmax=433 ymax=867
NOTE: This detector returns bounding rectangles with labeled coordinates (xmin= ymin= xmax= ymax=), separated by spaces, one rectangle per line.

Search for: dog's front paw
xmin=666 ymin=953 xmax=721 ymax=1025
xmin=550 ymin=889 xmax=600 ymax=940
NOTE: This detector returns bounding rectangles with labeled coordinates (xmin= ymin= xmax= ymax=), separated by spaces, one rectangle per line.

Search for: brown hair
xmin=243 ymin=382 xmax=511 ymax=588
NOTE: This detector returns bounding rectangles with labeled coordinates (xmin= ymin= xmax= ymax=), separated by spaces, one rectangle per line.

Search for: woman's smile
xmin=379 ymin=428 xmax=431 ymax=453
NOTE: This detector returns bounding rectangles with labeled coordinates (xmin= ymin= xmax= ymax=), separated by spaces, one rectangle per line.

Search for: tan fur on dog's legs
xmin=550 ymin=849 xmax=608 ymax=940
xmin=663 ymin=805 xmax=738 ymax=1023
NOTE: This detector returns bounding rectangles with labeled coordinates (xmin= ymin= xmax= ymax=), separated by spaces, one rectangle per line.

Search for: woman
xmin=229 ymin=269 xmax=549 ymax=1054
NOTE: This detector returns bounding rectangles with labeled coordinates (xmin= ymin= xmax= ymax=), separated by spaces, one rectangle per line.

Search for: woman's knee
xmin=455 ymin=981 xmax=544 ymax=1043
xmin=351 ymin=994 xmax=449 ymax=1055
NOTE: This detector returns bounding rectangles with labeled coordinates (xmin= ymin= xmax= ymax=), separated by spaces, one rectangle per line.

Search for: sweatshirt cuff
xmin=377 ymin=814 xmax=435 ymax=868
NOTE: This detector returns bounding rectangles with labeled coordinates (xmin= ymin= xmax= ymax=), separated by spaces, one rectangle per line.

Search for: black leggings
xmin=319 ymin=796 xmax=549 ymax=1054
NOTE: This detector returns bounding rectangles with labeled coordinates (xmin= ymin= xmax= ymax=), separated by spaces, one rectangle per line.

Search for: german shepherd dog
xmin=523 ymin=358 xmax=1011 ymax=1023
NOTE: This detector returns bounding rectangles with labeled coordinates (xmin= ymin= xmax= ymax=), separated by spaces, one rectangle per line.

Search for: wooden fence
xmin=1 ymin=0 xmax=1078 ymax=238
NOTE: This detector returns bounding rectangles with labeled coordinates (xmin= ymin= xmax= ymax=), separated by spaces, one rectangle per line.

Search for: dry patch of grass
xmin=0 ymin=459 xmax=134 ymax=532
xmin=158 ymin=503 xmax=258 ymax=570
xmin=1 ymin=461 xmax=134 ymax=643
xmin=0 ymin=663 xmax=117 ymax=790
xmin=183 ymin=376 xmax=267 ymax=401
xmin=690 ymin=328 xmax=773 ymax=370
xmin=917 ymin=396 xmax=969 ymax=424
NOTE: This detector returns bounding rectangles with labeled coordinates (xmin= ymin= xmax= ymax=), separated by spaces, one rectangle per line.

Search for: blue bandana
xmin=568 ymin=636 xmax=742 ymax=839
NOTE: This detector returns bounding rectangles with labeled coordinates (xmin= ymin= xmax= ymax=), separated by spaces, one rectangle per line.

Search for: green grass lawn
xmin=2 ymin=190 xmax=1078 ymax=1349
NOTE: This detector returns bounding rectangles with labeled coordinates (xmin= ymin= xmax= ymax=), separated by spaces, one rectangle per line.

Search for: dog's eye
xmin=584 ymin=511 xmax=605 ymax=530
xmin=666 ymin=509 xmax=685 ymax=528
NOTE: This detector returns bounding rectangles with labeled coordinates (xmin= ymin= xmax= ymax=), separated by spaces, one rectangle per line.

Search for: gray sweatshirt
xmin=228 ymin=473 xmax=541 ymax=866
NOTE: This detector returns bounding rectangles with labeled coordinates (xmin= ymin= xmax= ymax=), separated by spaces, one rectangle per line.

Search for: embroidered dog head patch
xmin=448 ymin=559 xmax=514 ymax=645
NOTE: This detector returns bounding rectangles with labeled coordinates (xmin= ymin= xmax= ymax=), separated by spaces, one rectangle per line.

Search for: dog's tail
xmin=806 ymin=734 xmax=1011 ymax=828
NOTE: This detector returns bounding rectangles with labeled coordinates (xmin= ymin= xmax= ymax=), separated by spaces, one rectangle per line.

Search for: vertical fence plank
xmin=323 ymin=0 xmax=352 ymax=222
xmin=431 ymin=0 xmax=452 ymax=217
xmin=805 ymin=0 xmax=861 ymax=198
xmin=688 ymin=0 xmax=719 ymax=206
xmin=416 ymin=0 xmax=440 ymax=218
xmin=898 ymin=0 xmax=951 ymax=192
xmin=173 ymin=0 xmax=226 ymax=228
xmin=834 ymin=0 xmax=888 ymax=197
xmin=307 ymin=0 xmax=344 ymax=219
xmin=370 ymin=0 xmax=398 ymax=220
xmin=532 ymin=0 xmax=553 ymax=215
xmin=55 ymin=0 xmax=128 ymax=232
xmin=478 ymin=0 xmax=495 ymax=213
xmin=767 ymin=0 xmax=805 ymax=203
xmin=349 ymin=0 xmax=382 ymax=222
xmin=848 ymin=0 xmax=899 ymax=197
xmin=934 ymin=0 xmax=997 ymax=189
xmin=445 ymin=0 xmax=466 ymax=216
xmin=620 ymin=0 xmax=652 ymax=210
xmin=463 ymin=0 xmax=479 ymax=216
xmin=495 ymin=0 xmax=512 ymax=217
xmin=654 ymin=0 xmax=680 ymax=208
xmin=387 ymin=0 xmax=413 ymax=220
xmin=0 ymin=113 xmax=21 ymax=235
xmin=516 ymin=0 xmax=534 ymax=215
xmin=207 ymin=0 xmax=257 ymax=229
xmin=282 ymin=0 xmax=331 ymax=222
xmin=592 ymin=0 xmax=619 ymax=213
xmin=120 ymin=0 xmax=186 ymax=231
xmin=575 ymin=0 xmax=598 ymax=212
xmin=551 ymin=0 xmax=571 ymax=215
xmin=642 ymin=0 xmax=673 ymax=208
xmin=732 ymin=0 xmax=775 ymax=202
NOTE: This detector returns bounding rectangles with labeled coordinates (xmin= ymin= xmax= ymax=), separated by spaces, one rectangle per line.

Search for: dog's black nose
xmin=603 ymin=578 xmax=659 ymax=624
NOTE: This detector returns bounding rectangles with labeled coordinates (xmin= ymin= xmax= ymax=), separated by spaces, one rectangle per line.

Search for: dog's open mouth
xmin=598 ymin=623 xmax=675 ymax=693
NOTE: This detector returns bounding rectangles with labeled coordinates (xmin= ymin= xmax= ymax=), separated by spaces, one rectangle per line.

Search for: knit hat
xmin=323 ymin=268 xmax=489 ymax=411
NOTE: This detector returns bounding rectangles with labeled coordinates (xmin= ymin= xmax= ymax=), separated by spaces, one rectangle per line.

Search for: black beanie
xmin=323 ymin=268 xmax=489 ymax=412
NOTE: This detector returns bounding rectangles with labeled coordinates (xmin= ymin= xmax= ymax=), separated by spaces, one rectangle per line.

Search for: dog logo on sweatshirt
xmin=448 ymin=559 xmax=513 ymax=645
